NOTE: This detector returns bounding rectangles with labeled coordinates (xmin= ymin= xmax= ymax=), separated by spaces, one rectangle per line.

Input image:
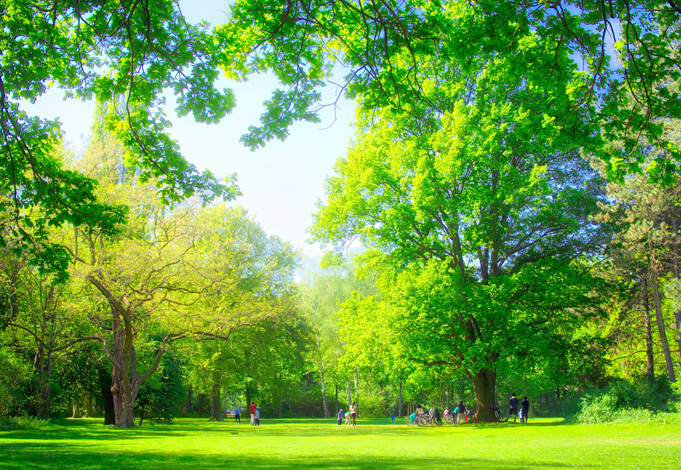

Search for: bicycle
xmin=444 ymin=413 xmax=455 ymax=425
xmin=488 ymin=405 xmax=503 ymax=421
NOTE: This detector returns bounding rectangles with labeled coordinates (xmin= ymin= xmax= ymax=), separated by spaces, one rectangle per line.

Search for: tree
xmin=298 ymin=259 xmax=377 ymax=417
xmin=226 ymin=0 xmax=681 ymax=179
xmin=310 ymin=27 xmax=607 ymax=419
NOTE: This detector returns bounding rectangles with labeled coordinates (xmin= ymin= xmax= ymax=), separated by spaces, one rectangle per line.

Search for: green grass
xmin=0 ymin=417 xmax=679 ymax=469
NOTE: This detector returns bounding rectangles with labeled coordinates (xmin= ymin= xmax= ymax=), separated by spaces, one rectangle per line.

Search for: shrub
xmin=0 ymin=416 xmax=54 ymax=431
xmin=572 ymin=377 xmax=679 ymax=424
xmin=357 ymin=393 xmax=389 ymax=418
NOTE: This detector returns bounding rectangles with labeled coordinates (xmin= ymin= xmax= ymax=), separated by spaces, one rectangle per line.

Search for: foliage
xmin=0 ymin=345 xmax=32 ymax=417
xmin=136 ymin=351 xmax=187 ymax=425
xmin=0 ymin=415 xmax=56 ymax=431
xmin=226 ymin=0 xmax=681 ymax=182
xmin=572 ymin=377 xmax=676 ymax=423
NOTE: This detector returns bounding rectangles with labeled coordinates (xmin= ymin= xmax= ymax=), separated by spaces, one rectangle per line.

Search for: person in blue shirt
xmin=234 ymin=406 xmax=240 ymax=423
xmin=337 ymin=409 xmax=344 ymax=425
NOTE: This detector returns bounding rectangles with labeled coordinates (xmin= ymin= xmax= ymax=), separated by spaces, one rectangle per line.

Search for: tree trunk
xmin=334 ymin=382 xmax=339 ymax=416
xmin=84 ymin=391 xmax=95 ymax=418
xmin=198 ymin=394 xmax=205 ymax=418
xmin=346 ymin=379 xmax=352 ymax=408
xmin=670 ymin=211 xmax=681 ymax=364
xmin=643 ymin=279 xmax=655 ymax=379
xmin=354 ymin=369 xmax=359 ymax=408
xmin=210 ymin=370 xmax=222 ymax=420
xmin=470 ymin=368 xmax=497 ymax=423
xmin=650 ymin=238 xmax=677 ymax=383
xmin=398 ymin=373 xmax=403 ymax=418
xmin=34 ymin=347 xmax=52 ymax=418
xmin=319 ymin=361 xmax=329 ymax=418
xmin=100 ymin=367 xmax=116 ymax=425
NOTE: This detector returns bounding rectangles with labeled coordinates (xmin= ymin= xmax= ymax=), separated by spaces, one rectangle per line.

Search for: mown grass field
xmin=0 ymin=417 xmax=679 ymax=469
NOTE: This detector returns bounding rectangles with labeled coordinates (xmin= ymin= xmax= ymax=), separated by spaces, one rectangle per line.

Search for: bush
xmin=572 ymin=377 xmax=679 ymax=424
xmin=357 ymin=393 xmax=389 ymax=418
xmin=0 ymin=416 xmax=55 ymax=431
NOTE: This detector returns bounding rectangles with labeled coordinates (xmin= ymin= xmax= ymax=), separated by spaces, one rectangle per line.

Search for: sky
xmin=24 ymin=0 xmax=355 ymax=259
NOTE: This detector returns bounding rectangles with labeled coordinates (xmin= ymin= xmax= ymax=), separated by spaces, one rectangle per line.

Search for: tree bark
xmin=319 ymin=361 xmax=329 ymax=418
xmin=649 ymin=238 xmax=676 ymax=383
xmin=643 ymin=279 xmax=655 ymax=379
xmin=346 ymin=379 xmax=352 ymax=408
xmin=210 ymin=370 xmax=222 ymax=421
xmin=398 ymin=373 xmax=403 ymax=417
xmin=354 ymin=369 xmax=359 ymax=408
xmin=670 ymin=211 xmax=681 ymax=364
xmin=470 ymin=368 xmax=497 ymax=423
xmin=198 ymin=393 xmax=205 ymax=418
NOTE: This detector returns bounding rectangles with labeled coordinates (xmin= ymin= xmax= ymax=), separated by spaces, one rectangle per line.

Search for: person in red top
xmin=250 ymin=401 xmax=256 ymax=426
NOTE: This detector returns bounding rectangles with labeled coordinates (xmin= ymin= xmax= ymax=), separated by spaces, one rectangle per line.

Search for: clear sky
xmin=24 ymin=0 xmax=355 ymax=259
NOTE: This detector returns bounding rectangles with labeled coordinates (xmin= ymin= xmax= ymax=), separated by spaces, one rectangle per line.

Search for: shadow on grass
xmin=0 ymin=444 xmax=580 ymax=470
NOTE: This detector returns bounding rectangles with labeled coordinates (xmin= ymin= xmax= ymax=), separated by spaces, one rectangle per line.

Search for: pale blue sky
xmin=25 ymin=0 xmax=355 ymax=258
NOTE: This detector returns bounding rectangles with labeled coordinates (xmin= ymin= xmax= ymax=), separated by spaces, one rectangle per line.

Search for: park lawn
xmin=0 ymin=417 xmax=679 ymax=469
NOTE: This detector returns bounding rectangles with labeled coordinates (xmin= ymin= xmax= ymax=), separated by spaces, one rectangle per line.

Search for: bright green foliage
xmin=308 ymin=8 xmax=608 ymax=416
xmin=226 ymin=0 xmax=681 ymax=180
xmin=0 ymin=1 xmax=239 ymax=280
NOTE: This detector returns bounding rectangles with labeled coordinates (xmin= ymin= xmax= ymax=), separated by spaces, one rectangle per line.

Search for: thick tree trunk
xmin=100 ymin=367 xmax=116 ymax=425
xmin=650 ymin=239 xmax=677 ymax=383
xmin=643 ymin=280 xmax=655 ymax=379
xmin=470 ymin=368 xmax=497 ymax=423
xmin=84 ymin=391 xmax=95 ymax=418
xmin=34 ymin=348 xmax=52 ymax=418
xmin=210 ymin=370 xmax=222 ymax=421
xmin=319 ymin=362 xmax=329 ymax=418
xmin=354 ymin=370 xmax=359 ymax=407
xmin=198 ymin=394 xmax=205 ymax=418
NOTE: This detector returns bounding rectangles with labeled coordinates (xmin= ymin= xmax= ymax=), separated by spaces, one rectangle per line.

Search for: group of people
xmin=337 ymin=401 xmax=358 ymax=426
xmin=506 ymin=393 xmax=530 ymax=423
xmin=231 ymin=401 xmax=260 ymax=425
xmin=408 ymin=401 xmax=469 ymax=425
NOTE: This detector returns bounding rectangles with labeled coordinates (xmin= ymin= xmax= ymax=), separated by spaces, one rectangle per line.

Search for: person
xmin=250 ymin=401 xmax=256 ymax=426
xmin=338 ymin=408 xmax=344 ymax=425
xmin=345 ymin=410 xmax=352 ymax=425
xmin=507 ymin=393 xmax=519 ymax=423
xmin=350 ymin=401 xmax=358 ymax=426
xmin=521 ymin=396 xmax=530 ymax=423
xmin=390 ymin=410 xmax=396 ymax=423
xmin=444 ymin=406 xmax=451 ymax=423
xmin=456 ymin=401 xmax=466 ymax=424
xmin=433 ymin=407 xmax=442 ymax=426
xmin=234 ymin=406 xmax=240 ymax=423
xmin=255 ymin=406 xmax=260 ymax=426
xmin=428 ymin=406 xmax=434 ymax=423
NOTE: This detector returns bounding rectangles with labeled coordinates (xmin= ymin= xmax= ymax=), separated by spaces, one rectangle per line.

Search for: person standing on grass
xmin=235 ymin=406 xmax=240 ymax=423
xmin=507 ymin=393 xmax=519 ymax=422
xmin=250 ymin=401 xmax=256 ymax=426
xmin=255 ymin=406 xmax=260 ymax=426
xmin=521 ymin=397 xmax=530 ymax=423
xmin=456 ymin=401 xmax=466 ymax=424
xmin=434 ymin=407 xmax=442 ymax=426
xmin=338 ymin=408 xmax=344 ymax=425
xmin=350 ymin=401 xmax=358 ymax=426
